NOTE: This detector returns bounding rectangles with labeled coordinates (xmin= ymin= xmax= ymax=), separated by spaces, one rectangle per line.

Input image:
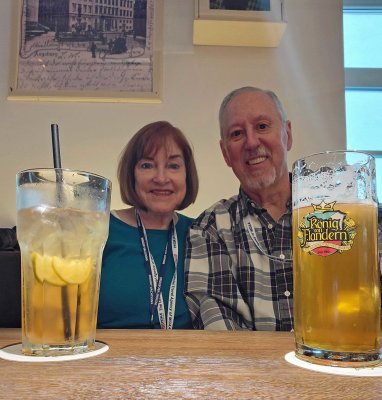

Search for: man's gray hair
xmin=218 ymin=86 xmax=288 ymax=137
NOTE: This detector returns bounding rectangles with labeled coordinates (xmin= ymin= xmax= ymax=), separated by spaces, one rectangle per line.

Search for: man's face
xmin=220 ymin=91 xmax=292 ymax=195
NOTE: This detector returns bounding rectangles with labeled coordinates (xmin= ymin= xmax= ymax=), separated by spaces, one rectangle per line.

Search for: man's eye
xmin=258 ymin=123 xmax=269 ymax=130
xmin=230 ymin=130 xmax=243 ymax=139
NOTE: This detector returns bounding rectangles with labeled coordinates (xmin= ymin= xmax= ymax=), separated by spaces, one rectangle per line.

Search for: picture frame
xmin=195 ymin=0 xmax=284 ymax=22
xmin=8 ymin=0 xmax=163 ymax=103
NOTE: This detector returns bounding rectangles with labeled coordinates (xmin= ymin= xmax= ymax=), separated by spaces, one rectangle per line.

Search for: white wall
xmin=0 ymin=0 xmax=345 ymax=227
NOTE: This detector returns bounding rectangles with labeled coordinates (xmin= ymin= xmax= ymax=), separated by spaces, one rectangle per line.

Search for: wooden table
xmin=1 ymin=329 xmax=381 ymax=399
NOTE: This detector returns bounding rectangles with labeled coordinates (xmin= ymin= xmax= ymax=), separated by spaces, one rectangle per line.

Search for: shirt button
xmin=279 ymin=254 xmax=285 ymax=260
xmin=284 ymin=290 xmax=290 ymax=297
xmin=268 ymin=223 xmax=273 ymax=229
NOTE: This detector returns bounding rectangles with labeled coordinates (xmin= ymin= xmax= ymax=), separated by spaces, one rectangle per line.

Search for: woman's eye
xmin=168 ymin=163 xmax=181 ymax=170
xmin=140 ymin=162 xmax=153 ymax=169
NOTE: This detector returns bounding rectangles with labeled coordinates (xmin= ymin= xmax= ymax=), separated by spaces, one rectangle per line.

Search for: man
xmin=185 ymin=86 xmax=293 ymax=330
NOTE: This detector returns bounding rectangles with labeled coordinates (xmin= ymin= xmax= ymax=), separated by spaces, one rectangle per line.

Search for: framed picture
xmin=195 ymin=0 xmax=284 ymax=22
xmin=9 ymin=0 xmax=163 ymax=103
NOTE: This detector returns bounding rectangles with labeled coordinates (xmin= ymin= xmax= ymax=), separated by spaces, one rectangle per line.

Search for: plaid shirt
xmin=185 ymin=188 xmax=293 ymax=331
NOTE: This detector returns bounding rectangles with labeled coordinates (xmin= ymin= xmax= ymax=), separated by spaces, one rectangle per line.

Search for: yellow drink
xmin=18 ymin=206 xmax=109 ymax=356
xmin=293 ymin=202 xmax=381 ymax=366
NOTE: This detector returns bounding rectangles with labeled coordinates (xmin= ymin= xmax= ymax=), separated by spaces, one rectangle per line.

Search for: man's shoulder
xmin=175 ymin=212 xmax=194 ymax=228
xmin=198 ymin=194 xmax=239 ymax=217
xmin=191 ymin=194 xmax=239 ymax=230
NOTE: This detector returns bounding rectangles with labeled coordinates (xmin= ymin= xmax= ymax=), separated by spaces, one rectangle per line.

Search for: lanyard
xmin=243 ymin=214 xmax=292 ymax=263
xmin=135 ymin=210 xmax=178 ymax=329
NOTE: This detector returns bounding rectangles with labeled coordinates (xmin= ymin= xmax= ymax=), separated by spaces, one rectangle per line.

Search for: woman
xmin=97 ymin=121 xmax=198 ymax=329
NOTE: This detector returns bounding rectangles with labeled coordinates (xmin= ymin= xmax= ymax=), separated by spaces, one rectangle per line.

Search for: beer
xmin=293 ymin=202 xmax=381 ymax=364
xmin=18 ymin=206 xmax=109 ymax=356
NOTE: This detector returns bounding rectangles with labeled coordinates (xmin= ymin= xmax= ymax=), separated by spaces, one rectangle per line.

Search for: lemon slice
xmin=31 ymin=252 xmax=66 ymax=286
xmin=53 ymin=256 xmax=92 ymax=285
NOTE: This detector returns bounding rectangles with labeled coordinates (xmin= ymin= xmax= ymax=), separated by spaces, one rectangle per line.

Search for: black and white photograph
xmin=209 ymin=0 xmax=270 ymax=11
xmin=11 ymin=0 xmax=161 ymax=101
xmin=196 ymin=0 xmax=282 ymax=22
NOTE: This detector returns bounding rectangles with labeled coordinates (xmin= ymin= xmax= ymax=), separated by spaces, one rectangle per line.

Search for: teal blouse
xmin=97 ymin=212 xmax=193 ymax=329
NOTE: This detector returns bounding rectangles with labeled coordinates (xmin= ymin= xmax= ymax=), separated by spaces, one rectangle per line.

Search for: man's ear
xmin=220 ymin=139 xmax=232 ymax=167
xmin=285 ymin=120 xmax=293 ymax=151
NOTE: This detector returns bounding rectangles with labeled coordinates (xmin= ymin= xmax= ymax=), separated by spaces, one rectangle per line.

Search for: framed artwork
xmin=9 ymin=0 xmax=163 ymax=103
xmin=195 ymin=0 xmax=284 ymax=22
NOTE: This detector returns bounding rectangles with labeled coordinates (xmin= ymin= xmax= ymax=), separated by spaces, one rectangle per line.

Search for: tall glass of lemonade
xmin=16 ymin=169 xmax=111 ymax=356
xmin=292 ymin=151 xmax=381 ymax=367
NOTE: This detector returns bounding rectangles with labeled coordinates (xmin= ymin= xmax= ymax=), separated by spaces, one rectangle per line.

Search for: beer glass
xmin=292 ymin=151 xmax=381 ymax=367
xmin=16 ymin=169 xmax=111 ymax=356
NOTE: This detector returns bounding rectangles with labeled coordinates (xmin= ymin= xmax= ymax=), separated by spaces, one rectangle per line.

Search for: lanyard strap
xmin=135 ymin=210 xmax=178 ymax=329
xmin=244 ymin=214 xmax=292 ymax=263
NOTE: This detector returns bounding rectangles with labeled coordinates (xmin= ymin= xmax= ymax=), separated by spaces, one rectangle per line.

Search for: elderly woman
xmin=97 ymin=121 xmax=198 ymax=329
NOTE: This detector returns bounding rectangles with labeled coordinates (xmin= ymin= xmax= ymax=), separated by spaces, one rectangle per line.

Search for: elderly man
xmin=185 ymin=86 xmax=293 ymax=330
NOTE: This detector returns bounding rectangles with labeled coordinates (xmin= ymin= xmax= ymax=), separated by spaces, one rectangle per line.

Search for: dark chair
xmin=0 ymin=251 xmax=21 ymax=327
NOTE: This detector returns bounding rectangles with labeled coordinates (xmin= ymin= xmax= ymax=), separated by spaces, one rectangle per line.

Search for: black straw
xmin=51 ymin=124 xmax=62 ymax=168
xmin=50 ymin=123 xmax=72 ymax=340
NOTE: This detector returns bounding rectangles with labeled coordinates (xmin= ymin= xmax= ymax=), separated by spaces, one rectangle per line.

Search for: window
xmin=343 ymin=0 xmax=382 ymax=202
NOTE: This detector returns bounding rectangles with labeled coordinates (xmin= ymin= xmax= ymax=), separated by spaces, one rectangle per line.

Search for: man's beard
xmin=244 ymin=166 xmax=277 ymax=191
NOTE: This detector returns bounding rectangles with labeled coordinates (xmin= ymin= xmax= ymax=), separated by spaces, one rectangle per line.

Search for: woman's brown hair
xmin=117 ymin=121 xmax=198 ymax=211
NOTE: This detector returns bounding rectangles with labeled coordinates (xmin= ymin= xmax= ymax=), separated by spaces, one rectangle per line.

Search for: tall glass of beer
xmin=16 ymin=169 xmax=111 ymax=356
xmin=292 ymin=151 xmax=381 ymax=367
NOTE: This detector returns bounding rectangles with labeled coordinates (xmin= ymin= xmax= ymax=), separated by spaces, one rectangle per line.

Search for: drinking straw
xmin=51 ymin=124 xmax=62 ymax=169
xmin=51 ymin=124 xmax=72 ymax=340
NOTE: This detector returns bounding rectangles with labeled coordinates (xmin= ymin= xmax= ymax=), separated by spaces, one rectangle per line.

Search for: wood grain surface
xmin=0 ymin=329 xmax=381 ymax=399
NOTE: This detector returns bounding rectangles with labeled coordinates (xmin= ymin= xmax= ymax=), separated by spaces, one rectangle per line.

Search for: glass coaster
xmin=0 ymin=341 xmax=109 ymax=362
xmin=285 ymin=351 xmax=382 ymax=376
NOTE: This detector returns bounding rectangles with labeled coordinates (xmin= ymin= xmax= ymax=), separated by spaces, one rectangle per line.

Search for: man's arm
xmin=184 ymin=216 xmax=253 ymax=330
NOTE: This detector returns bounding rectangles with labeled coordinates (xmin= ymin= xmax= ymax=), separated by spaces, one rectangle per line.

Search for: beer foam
xmin=292 ymin=166 xmax=376 ymax=209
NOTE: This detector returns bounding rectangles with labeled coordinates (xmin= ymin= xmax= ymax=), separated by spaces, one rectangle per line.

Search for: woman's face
xmin=134 ymin=139 xmax=187 ymax=215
